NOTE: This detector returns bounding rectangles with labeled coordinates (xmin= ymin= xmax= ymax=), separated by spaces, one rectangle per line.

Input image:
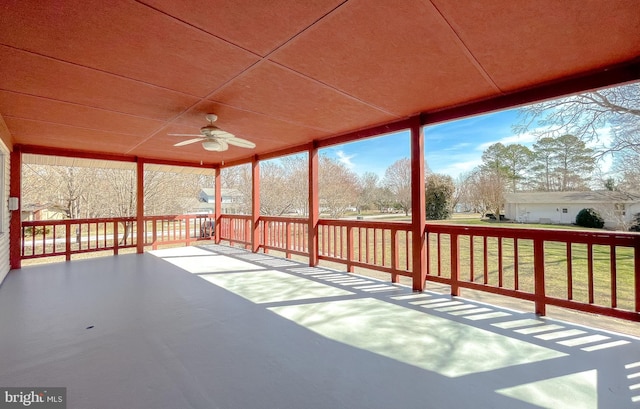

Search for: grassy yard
xmin=321 ymin=215 xmax=637 ymax=312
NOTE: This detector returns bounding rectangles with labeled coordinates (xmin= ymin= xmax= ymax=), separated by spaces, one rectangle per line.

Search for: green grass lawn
xmin=320 ymin=215 xmax=637 ymax=312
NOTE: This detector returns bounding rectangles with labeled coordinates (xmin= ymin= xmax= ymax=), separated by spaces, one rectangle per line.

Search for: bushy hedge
xmin=575 ymin=208 xmax=604 ymax=229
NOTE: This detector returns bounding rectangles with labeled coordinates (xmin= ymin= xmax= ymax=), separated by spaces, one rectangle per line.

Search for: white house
xmin=505 ymin=191 xmax=640 ymax=229
xmin=199 ymin=188 xmax=246 ymax=214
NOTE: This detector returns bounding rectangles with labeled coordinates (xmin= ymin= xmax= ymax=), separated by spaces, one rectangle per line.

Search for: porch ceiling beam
xmin=422 ymin=59 xmax=640 ymax=126
xmin=17 ymin=145 xmax=220 ymax=170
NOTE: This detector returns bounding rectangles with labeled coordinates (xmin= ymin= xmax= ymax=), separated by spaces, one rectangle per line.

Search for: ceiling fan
xmin=169 ymin=114 xmax=256 ymax=152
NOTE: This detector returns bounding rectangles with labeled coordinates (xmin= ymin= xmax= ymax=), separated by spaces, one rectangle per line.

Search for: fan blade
xmin=218 ymin=139 xmax=229 ymax=151
xmin=211 ymin=129 xmax=235 ymax=139
xmin=226 ymin=137 xmax=256 ymax=149
xmin=168 ymin=133 xmax=202 ymax=137
xmin=174 ymin=138 xmax=203 ymax=147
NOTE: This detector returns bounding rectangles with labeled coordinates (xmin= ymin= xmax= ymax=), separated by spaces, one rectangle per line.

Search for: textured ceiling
xmin=1 ymin=0 xmax=638 ymax=167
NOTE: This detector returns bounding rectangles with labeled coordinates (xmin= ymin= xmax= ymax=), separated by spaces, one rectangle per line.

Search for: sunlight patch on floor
xmin=200 ymin=270 xmax=353 ymax=303
xmin=269 ymin=298 xmax=566 ymax=378
xmin=496 ymin=370 xmax=597 ymax=409
xmin=150 ymin=247 xmax=215 ymax=257
xmin=153 ymin=250 xmax=266 ymax=274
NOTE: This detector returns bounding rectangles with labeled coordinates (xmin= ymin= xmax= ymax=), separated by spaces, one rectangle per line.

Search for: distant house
xmin=505 ymin=191 xmax=640 ymax=229
xmin=198 ymin=188 xmax=246 ymax=214
xmin=21 ymin=203 xmax=67 ymax=221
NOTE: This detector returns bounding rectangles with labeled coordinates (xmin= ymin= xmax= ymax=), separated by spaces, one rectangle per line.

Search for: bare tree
xmin=281 ymin=154 xmax=308 ymax=216
xmin=355 ymin=172 xmax=380 ymax=214
xmin=614 ymin=149 xmax=640 ymax=193
xmin=515 ymin=83 xmax=640 ymax=155
xmin=382 ymin=157 xmax=412 ymax=216
xmin=319 ymin=155 xmax=359 ymax=218
xmin=453 ymin=172 xmax=474 ymax=212
xmin=260 ymin=161 xmax=295 ymax=216
xmin=466 ymin=168 xmax=506 ymax=219
xmin=221 ymin=164 xmax=252 ymax=214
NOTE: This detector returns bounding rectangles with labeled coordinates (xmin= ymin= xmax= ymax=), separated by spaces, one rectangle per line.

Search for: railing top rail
xmin=426 ymin=223 xmax=640 ymax=245
xmin=319 ymin=218 xmax=411 ymax=230
xmin=259 ymin=216 xmax=309 ymax=223
xmin=220 ymin=214 xmax=251 ymax=220
xmin=22 ymin=217 xmax=137 ymax=226
xmin=144 ymin=214 xmax=214 ymax=221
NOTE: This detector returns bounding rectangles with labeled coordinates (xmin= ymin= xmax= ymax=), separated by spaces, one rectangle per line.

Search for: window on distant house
xmin=562 ymin=208 xmax=568 ymax=213
xmin=614 ymin=203 xmax=626 ymax=216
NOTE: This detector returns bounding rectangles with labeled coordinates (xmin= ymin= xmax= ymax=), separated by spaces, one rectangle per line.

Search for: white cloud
xmin=336 ymin=150 xmax=356 ymax=169
xmin=435 ymin=159 xmax=483 ymax=178
xmin=477 ymin=131 xmax=538 ymax=151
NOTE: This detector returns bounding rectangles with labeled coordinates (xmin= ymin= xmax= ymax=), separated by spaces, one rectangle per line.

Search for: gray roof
xmin=505 ymin=191 xmax=640 ymax=204
xmin=200 ymin=188 xmax=243 ymax=197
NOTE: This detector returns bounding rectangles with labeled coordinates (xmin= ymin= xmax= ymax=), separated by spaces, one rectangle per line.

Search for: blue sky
xmin=321 ymin=108 xmax=536 ymax=180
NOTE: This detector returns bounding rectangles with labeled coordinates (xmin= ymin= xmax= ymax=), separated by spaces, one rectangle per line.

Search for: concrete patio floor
xmin=0 ymin=244 xmax=638 ymax=408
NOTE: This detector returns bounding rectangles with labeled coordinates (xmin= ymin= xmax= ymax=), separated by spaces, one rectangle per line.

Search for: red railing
xmin=219 ymin=214 xmax=252 ymax=248
xmin=20 ymin=214 xmax=640 ymax=321
xmin=21 ymin=214 xmax=215 ymax=259
xmin=424 ymin=224 xmax=640 ymax=322
xmin=21 ymin=217 xmax=137 ymax=260
xmin=143 ymin=214 xmax=215 ymax=249
xmin=219 ymin=214 xmax=639 ymax=322
xmin=317 ymin=219 xmax=413 ymax=282
xmin=259 ymin=216 xmax=308 ymax=257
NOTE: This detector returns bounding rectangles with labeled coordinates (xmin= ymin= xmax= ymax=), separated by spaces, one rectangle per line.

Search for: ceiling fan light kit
xmin=202 ymin=139 xmax=224 ymax=151
xmin=170 ymin=114 xmax=255 ymax=152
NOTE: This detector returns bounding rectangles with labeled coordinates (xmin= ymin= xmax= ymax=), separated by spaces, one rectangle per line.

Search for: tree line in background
xmin=22 ymin=154 xmax=454 ymax=221
xmin=22 ymin=165 xmax=216 ymax=219
xmin=458 ymin=82 xmax=639 ymax=219
xmin=217 ymin=155 xmax=453 ymax=219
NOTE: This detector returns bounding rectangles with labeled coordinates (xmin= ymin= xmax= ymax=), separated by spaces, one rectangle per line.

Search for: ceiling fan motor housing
xmin=200 ymin=125 xmax=217 ymax=135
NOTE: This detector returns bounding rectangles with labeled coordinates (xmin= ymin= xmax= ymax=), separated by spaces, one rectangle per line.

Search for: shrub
xmin=24 ymin=226 xmax=50 ymax=236
xmin=425 ymin=173 xmax=454 ymax=220
xmin=629 ymin=213 xmax=640 ymax=232
xmin=575 ymin=208 xmax=604 ymax=229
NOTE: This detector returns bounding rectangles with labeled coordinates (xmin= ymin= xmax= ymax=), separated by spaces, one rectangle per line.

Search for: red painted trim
xmin=547 ymin=297 xmax=640 ymax=322
xmin=215 ymin=168 xmax=221 ymax=244
xmin=136 ymin=159 xmax=145 ymax=253
xmin=410 ymin=119 xmax=426 ymax=291
xmin=635 ymin=243 xmax=640 ymax=313
xmin=450 ymin=233 xmax=459 ymax=296
xmin=17 ymin=145 xmax=219 ymax=169
xmin=255 ymin=143 xmax=314 ymax=163
xmin=422 ymin=60 xmax=640 ymax=126
xmin=533 ymin=239 xmax=547 ymax=316
xmin=251 ymin=156 xmax=260 ymax=253
xmin=9 ymin=148 xmax=21 ymax=269
xmin=19 ymin=145 xmax=137 ymax=163
xmin=308 ymin=142 xmax=319 ymax=267
xmin=316 ymin=117 xmax=416 ymax=149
